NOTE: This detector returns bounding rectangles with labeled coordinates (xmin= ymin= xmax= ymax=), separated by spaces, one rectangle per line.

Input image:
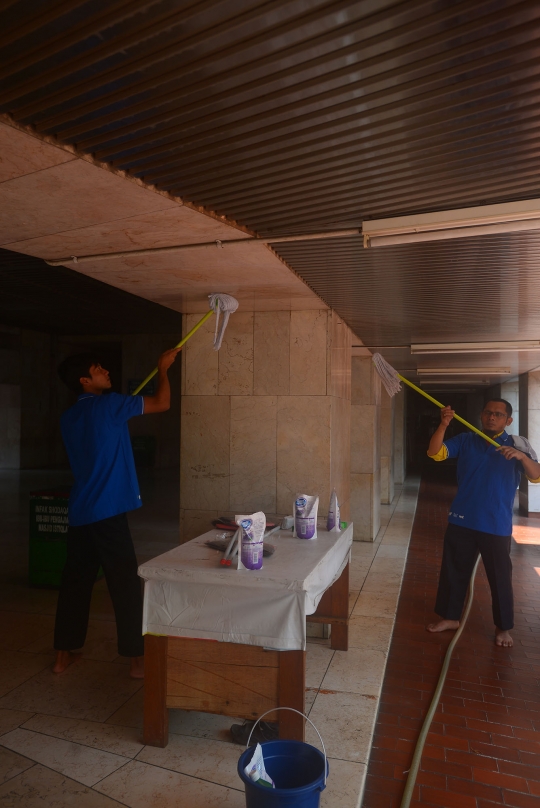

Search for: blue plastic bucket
xmin=237 ymin=708 xmax=328 ymax=808
xmin=238 ymin=740 xmax=328 ymax=808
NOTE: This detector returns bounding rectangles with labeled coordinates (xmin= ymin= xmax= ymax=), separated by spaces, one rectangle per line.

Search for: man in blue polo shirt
xmin=53 ymin=347 xmax=180 ymax=678
xmin=427 ymin=398 xmax=540 ymax=648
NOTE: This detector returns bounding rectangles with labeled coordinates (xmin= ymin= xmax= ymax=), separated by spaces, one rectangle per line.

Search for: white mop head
xmin=208 ymin=293 xmax=239 ymax=350
xmin=372 ymin=353 xmax=402 ymax=398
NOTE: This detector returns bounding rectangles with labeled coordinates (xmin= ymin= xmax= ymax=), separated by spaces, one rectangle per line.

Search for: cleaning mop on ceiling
xmin=208 ymin=292 xmax=239 ymax=350
xmin=372 ymin=353 xmax=500 ymax=448
xmin=131 ymin=293 xmax=239 ymax=396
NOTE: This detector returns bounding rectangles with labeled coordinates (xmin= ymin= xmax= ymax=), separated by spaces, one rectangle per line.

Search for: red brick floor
xmin=362 ymin=467 xmax=540 ymax=808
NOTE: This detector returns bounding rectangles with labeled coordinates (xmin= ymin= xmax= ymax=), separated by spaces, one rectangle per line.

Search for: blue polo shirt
xmin=441 ymin=431 xmax=525 ymax=536
xmin=61 ymin=392 xmax=144 ymax=526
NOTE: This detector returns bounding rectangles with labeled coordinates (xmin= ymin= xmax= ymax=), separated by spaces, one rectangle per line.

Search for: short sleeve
xmin=428 ymin=445 xmax=448 ymax=461
xmin=441 ymin=433 xmax=464 ymax=460
xmin=104 ymin=392 xmax=144 ymax=424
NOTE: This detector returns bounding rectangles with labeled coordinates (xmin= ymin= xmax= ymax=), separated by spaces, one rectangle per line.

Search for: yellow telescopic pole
xmin=397 ymin=373 xmax=500 ymax=448
xmin=131 ymin=309 xmax=215 ymax=396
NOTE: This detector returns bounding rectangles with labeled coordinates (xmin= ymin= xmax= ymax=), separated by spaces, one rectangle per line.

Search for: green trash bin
xmin=29 ymin=488 xmax=70 ymax=587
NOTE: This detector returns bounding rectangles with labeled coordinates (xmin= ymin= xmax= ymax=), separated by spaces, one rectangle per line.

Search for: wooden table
xmin=140 ymin=527 xmax=351 ymax=748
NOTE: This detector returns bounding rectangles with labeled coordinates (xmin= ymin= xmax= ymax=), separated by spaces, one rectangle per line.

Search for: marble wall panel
xmin=180 ymin=396 xmax=230 ymax=511
xmin=528 ymin=409 xmax=540 ymax=454
xmin=182 ymin=314 xmax=218 ymax=396
xmin=351 ymin=357 xmax=380 ymax=406
xmin=528 ymin=373 xmax=540 ymax=450
xmin=276 ymin=396 xmax=332 ymax=514
xmin=253 ymin=311 xmax=290 ymax=395
xmin=393 ymin=391 xmax=406 ymax=485
xmin=381 ymin=388 xmax=395 ymax=446
xmin=230 ymin=396 xmax=277 ymax=512
xmin=501 ymin=380 xmax=519 ymax=435
xmin=351 ymin=404 xmax=378 ymax=475
xmin=380 ymin=388 xmax=395 ymax=506
xmin=331 ymin=395 xmax=351 ymax=520
xmin=218 ymin=311 xmax=253 ymax=396
xmin=380 ymin=456 xmax=394 ymax=505
xmin=529 ymin=370 xmax=540 ymax=409
xmin=327 ymin=312 xmax=352 ymax=401
xmin=290 ymin=311 xmax=327 ymax=396
xmin=373 ymin=463 xmax=381 ymax=536
xmin=180 ymin=509 xmax=219 ymax=544
xmin=350 ymin=473 xmax=379 ymax=541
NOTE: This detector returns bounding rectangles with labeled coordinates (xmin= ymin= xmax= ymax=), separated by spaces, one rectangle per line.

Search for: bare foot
xmin=52 ymin=650 xmax=82 ymax=673
xmin=495 ymin=629 xmax=513 ymax=647
xmin=426 ymin=619 xmax=460 ymax=633
xmin=129 ymin=656 xmax=144 ymax=679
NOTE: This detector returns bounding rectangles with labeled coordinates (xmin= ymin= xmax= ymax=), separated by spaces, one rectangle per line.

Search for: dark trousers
xmin=435 ymin=523 xmax=514 ymax=631
xmin=54 ymin=513 xmax=144 ymax=657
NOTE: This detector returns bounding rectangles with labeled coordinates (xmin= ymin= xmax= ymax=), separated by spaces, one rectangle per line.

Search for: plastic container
xmin=237 ymin=709 xmax=328 ymax=808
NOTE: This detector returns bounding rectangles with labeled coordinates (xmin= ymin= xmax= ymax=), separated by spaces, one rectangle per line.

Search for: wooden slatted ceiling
xmin=2 ymin=0 xmax=540 ymax=234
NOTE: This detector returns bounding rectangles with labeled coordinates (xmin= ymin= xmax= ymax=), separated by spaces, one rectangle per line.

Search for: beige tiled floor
xmin=0 ymin=470 xmax=420 ymax=808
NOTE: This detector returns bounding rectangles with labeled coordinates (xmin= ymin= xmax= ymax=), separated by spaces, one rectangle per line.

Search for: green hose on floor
xmin=399 ymin=557 xmax=480 ymax=808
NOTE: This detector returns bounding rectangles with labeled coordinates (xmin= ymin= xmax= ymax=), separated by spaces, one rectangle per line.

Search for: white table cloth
xmin=139 ymin=523 xmax=353 ymax=651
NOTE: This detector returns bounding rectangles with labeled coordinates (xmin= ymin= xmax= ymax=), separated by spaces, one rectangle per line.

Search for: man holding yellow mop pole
xmin=52 ymin=294 xmax=237 ymax=678
xmin=52 ymin=294 xmax=238 ymax=679
xmin=372 ymin=352 xmax=540 ymax=647
xmin=427 ymin=399 xmax=540 ymax=648
xmin=53 ymin=346 xmax=181 ymax=679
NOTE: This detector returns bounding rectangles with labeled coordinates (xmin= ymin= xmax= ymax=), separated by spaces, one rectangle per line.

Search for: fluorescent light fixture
xmin=417 ymin=367 xmax=511 ymax=375
xmin=411 ymin=340 xmax=540 ymax=354
xmin=421 ymin=383 xmax=489 ymax=388
xmin=362 ymin=199 xmax=540 ymax=247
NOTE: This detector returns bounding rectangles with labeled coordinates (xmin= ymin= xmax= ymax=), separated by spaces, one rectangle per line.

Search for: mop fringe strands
xmin=131 ymin=293 xmax=239 ymax=395
xmin=209 ymin=293 xmax=239 ymax=350
xmin=372 ymin=352 xmax=402 ymax=397
xmin=371 ymin=353 xmax=500 ymax=448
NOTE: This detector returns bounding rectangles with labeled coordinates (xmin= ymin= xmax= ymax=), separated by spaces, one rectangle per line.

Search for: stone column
xmin=350 ymin=355 xmax=381 ymax=541
xmin=380 ymin=387 xmax=395 ymax=504
xmin=527 ymin=370 xmax=540 ymax=514
xmin=518 ymin=373 xmax=529 ymax=515
xmin=501 ymin=380 xmax=519 ymax=435
xmin=393 ymin=389 xmax=406 ymax=486
xmin=179 ymin=309 xmax=352 ymax=542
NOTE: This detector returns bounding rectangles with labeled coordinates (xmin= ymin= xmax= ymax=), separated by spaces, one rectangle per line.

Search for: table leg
xmin=278 ymin=650 xmax=305 ymax=741
xmin=310 ymin=561 xmax=349 ymax=651
xmin=143 ymin=635 xmax=169 ymax=747
xmin=329 ymin=561 xmax=349 ymax=651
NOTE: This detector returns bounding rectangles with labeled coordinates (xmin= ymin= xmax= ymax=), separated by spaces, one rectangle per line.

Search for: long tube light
xmin=362 ymin=199 xmax=540 ymax=248
xmin=421 ymin=382 xmax=490 ymax=387
xmin=411 ymin=340 xmax=540 ymax=354
xmin=417 ymin=367 xmax=511 ymax=375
